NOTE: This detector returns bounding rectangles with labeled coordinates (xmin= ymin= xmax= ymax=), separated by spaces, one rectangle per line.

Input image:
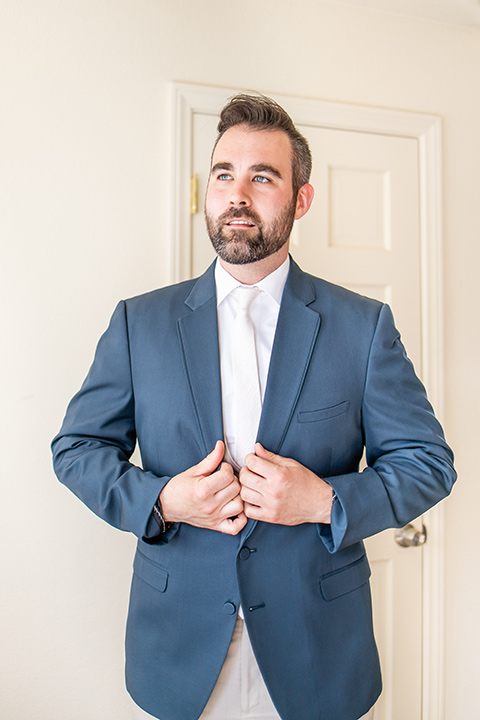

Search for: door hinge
xmin=190 ymin=174 xmax=199 ymax=215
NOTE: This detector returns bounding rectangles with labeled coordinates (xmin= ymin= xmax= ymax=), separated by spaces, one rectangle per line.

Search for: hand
xmin=159 ymin=441 xmax=247 ymax=535
xmin=239 ymin=443 xmax=333 ymax=525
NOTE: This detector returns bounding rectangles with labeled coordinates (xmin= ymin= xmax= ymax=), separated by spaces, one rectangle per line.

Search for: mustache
xmin=218 ymin=208 xmax=261 ymax=225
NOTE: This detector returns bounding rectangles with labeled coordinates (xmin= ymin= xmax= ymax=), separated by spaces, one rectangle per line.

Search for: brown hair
xmin=214 ymin=93 xmax=312 ymax=196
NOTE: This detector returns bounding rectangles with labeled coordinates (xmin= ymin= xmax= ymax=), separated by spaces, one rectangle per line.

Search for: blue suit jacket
xmin=52 ymin=259 xmax=456 ymax=720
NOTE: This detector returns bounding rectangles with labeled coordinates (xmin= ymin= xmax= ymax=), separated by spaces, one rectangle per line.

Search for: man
xmin=52 ymin=94 xmax=456 ymax=720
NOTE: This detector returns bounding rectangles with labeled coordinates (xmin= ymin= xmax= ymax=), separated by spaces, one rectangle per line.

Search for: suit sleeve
xmin=318 ymin=303 xmax=456 ymax=553
xmin=51 ymin=301 xmax=169 ymax=541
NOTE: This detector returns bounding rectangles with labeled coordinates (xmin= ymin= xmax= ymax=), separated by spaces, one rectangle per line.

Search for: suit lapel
xmin=241 ymin=262 xmax=321 ymax=545
xmin=176 ymin=259 xmax=321 ymax=545
xmin=257 ymin=260 xmax=321 ymax=454
xmin=177 ymin=264 xmax=224 ymax=457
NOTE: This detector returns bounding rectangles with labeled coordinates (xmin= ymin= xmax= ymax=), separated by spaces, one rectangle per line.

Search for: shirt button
xmin=224 ymin=602 xmax=237 ymax=615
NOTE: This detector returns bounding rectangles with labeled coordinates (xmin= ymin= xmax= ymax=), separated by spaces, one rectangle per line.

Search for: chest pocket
xmin=298 ymin=400 xmax=350 ymax=424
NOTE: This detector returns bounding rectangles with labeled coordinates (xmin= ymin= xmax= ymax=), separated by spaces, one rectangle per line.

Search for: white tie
xmin=232 ymin=286 xmax=262 ymax=470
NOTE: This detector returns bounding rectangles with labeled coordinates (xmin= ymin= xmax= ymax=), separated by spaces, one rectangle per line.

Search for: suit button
xmin=224 ymin=602 xmax=237 ymax=615
xmin=239 ymin=547 xmax=251 ymax=560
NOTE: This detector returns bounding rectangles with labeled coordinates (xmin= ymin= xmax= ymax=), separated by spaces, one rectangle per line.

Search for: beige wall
xmin=1 ymin=1 xmax=478 ymax=718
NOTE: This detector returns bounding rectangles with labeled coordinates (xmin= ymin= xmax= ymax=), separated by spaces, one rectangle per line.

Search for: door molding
xmin=170 ymin=81 xmax=445 ymax=720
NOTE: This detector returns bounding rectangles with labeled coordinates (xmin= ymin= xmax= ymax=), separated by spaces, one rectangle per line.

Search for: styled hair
xmin=214 ymin=93 xmax=312 ymax=195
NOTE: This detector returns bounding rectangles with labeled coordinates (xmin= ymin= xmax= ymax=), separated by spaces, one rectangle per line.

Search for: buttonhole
xmin=248 ymin=602 xmax=266 ymax=612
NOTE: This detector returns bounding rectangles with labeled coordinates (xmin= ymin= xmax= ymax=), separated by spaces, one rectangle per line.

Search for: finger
xmin=238 ymin=467 xmax=264 ymax=493
xmin=218 ymin=512 xmax=248 ymax=535
xmin=244 ymin=502 xmax=265 ymax=520
xmin=203 ymin=464 xmax=236 ymax=495
xmin=212 ymin=478 xmax=242 ymax=506
xmin=253 ymin=443 xmax=280 ymax=463
xmin=240 ymin=484 xmax=263 ymax=506
xmin=221 ymin=495 xmax=245 ymax=518
xmin=194 ymin=441 xmax=225 ymax=478
xmin=244 ymin=452 xmax=275 ymax=480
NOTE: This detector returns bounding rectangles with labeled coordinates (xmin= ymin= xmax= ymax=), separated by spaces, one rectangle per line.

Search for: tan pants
xmin=131 ymin=616 xmax=375 ymax=720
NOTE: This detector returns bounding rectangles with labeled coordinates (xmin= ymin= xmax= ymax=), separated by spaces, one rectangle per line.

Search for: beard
xmin=205 ymin=199 xmax=297 ymax=265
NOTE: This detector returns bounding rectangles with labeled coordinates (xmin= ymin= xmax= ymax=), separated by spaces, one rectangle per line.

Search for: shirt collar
xmin=214 ymin=256 xmax=290 ymax=307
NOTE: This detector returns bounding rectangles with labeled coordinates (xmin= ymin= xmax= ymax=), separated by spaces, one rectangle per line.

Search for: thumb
xmin=254 ymin=442 xmax=280 ymax=463
xmin=195 ymin=440 xmax=225 ymax=477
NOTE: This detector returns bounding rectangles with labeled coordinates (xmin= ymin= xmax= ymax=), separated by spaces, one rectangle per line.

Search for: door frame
xmin=169 ymin=81 xmax=446 ymax=720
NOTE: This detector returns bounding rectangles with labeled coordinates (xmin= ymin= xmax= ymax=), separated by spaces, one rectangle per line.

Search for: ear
xmin=294 ymin=183 xmax=315 ymax=220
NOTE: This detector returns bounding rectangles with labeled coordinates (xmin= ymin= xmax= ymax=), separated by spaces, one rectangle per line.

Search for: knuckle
xmin=228 ymin=502 xmax=241 ymax=518
xmin=232 ymin=478 xmax=241 ymax=494
xmin=270 ymin=508 xmax=281 ymax=523
xmin=277 ymin=468 xmax=288 ymax=483
xmin=195 ymin=483 xmax=210 ymax=502
xmin=271 ymin=486 xmax=283 ymax=501
xmin=204 ymin=499 xmax=218 ymax=516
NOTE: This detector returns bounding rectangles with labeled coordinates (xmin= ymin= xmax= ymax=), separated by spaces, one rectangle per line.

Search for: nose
xmin=229 ymin=178 xmax=251 ymax=207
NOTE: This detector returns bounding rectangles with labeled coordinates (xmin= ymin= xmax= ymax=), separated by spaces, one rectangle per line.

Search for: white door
xmin=171 ymin=83 xmax=445 ymax=720
xmin=293 ymin=126 xmax=423 ymax=720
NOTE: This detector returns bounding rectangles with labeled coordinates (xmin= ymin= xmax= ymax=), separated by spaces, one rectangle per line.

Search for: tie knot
xmin=233 ymin=285 xmax=260 ymax=312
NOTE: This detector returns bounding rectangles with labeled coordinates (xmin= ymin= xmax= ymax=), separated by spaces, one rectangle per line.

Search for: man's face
xmin=205 ymin=125 xmax=298 ymax=265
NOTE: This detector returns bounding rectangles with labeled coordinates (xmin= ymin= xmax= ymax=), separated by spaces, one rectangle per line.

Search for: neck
xmin=218 ymin=245 xmax=289 ymax=285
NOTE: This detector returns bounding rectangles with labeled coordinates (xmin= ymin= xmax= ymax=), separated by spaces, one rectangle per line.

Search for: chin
xmin=218 ymin=245 xmax=274 ymax=266
xmin=212 ymin=234 xmax=288 ymax=267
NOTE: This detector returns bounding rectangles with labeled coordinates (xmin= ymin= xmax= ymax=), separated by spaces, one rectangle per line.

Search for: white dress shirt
xmin=214 ymin=256 xmax=290 ymax=469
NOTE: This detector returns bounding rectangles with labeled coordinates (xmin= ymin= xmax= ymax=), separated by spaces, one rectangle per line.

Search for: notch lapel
xmin=240 ymin=262 xmax=321 ymax=545
xmin=257 ymin=261 xmax=321 ymax=454
xmin=177 ymin=264 xmax=224 ymax=457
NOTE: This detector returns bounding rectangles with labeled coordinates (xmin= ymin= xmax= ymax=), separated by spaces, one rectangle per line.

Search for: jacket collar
xmin=178 ymin=256 xmax=321 ymax=459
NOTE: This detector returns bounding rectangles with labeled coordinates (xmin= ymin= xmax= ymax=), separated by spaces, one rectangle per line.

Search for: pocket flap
xmin=320 ymin=555 xmax=371 ymax=601
xmin=298 ymin=401 xmax=350 ymax=423
xmin=133 ymin=552 xmax=169 ymax=593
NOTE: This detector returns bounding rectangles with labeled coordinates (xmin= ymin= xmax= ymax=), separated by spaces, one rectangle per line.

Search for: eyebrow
xmin=210 ymin=162 xmax=283 ymax=179
xmin=250 ymin=164 xmax=283 ymax=179
xmin=210 ymin=162 xmax=234 ymax=174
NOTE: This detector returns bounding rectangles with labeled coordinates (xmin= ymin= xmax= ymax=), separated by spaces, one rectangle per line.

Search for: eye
xmin=217 ymin=173 xmax=232 ymax=181
xmin=253 ymin=175 xmax=270 ymax=183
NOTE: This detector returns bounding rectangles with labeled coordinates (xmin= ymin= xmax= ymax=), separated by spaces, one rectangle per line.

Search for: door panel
xmin=292 ymin=126 xmax=421 ymax=367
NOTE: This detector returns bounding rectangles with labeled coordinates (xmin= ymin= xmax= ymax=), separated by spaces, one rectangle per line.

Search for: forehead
xmin=211 ymin=125 xmax=293 ymax=176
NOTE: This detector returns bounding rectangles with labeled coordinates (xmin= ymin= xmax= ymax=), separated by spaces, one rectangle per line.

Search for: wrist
xmin=153 ymin=494 xmax=173 ymax=534
xmin=314 ymin=479 xmax=336 ymax=524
